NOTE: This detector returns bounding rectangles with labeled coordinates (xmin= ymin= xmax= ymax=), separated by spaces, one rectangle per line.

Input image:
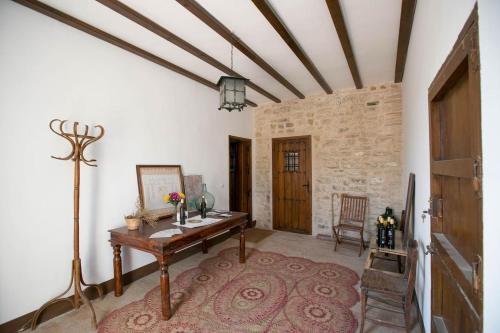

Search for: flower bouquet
xmin=163 ymin=192 xmax=185 ymax=220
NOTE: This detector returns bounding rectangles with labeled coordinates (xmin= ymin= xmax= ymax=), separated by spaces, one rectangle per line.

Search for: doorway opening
xmin=228 ymin=136 xmax=252 ymax=223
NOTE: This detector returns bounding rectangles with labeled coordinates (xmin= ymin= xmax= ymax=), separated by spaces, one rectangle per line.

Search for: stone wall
xmin=253 ymin=83 xmax=403 ymax=237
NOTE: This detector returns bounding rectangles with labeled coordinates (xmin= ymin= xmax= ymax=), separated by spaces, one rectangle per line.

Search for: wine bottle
xmin=201 ymin=195 xmax=207 ymax=219
xmin=378 ymin=223 xmax=386 ymax=248
xmin=180 ymin=198 xmax=186 ymax=225
xmin=384 ymin=206 xmax=393 ymax=218
xmin=376 ymin=222 xmax=382 ymax=247
xmin=386 ymin=221 xmax=395 ymax=249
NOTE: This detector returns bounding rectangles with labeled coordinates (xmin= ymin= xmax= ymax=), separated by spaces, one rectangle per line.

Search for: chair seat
xmin=335 ymin=223 xmax=363 ymax=231
xmin=361 ymin=269 xmax=407 ymax=295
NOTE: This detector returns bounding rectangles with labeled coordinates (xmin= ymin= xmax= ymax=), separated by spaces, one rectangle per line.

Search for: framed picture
xmin=136 ymin=165 xmax=185 ymax=218
xmin=184 ymin=175 xmax=203 ymax=211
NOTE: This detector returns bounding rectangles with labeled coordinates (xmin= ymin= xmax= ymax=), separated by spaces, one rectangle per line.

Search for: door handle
xmin=302 ymin=181 xmax=310 ymax=192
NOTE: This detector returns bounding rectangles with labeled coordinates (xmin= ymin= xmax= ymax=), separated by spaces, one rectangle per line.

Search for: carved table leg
xmin=202 ymin=239 xmax=208 ymax=254
xmin=113 ymin=244 xmax=123 ymax=297
xmin=239 ymin=224 xmax=246 ymax=264
xmin=159 ymin=258 xmax=171 ymax=320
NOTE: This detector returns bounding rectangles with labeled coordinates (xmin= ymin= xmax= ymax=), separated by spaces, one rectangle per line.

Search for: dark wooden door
xmin=229 ymin=136 xmax=252 ymax=222
xmin=239 ymin=140 xmax=251 ymax=219
xmin=229 ymin=141 xmax=240 ymax=209
xmin=272 ymin=136 xmax=312 ymax=234
xmin=428 ymin=8 xmax=482 ymax=332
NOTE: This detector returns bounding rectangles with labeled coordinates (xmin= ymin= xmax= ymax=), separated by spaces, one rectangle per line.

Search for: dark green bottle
xmin=180 ymin=198 xmax=186 ymax=225
xmin=386 ymin=222 xmax=395 ymax=249
xmin=201 ymin=195 xmax=207 ymax=219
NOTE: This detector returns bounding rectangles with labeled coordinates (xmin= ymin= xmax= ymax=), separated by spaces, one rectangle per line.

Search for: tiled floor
xmin=33 ymin=230 xmax=422 ymax=332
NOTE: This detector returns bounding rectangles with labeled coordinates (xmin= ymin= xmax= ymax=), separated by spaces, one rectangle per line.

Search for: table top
xmin=109 ymin=211 xmax=247 ymax=254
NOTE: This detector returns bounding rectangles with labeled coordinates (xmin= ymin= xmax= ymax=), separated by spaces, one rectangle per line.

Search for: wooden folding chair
xmin=333 ymin=194 xmax=368 ymax=256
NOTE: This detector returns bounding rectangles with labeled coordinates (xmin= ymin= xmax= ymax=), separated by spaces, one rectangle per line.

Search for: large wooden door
xmin=428 ymin=7 xmax=482 ymax=332
xmin=272 ymin=136 xmax=312 ymax=234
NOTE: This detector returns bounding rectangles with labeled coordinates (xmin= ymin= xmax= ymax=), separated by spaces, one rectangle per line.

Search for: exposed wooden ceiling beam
xmin=12 ymin=0 xmax=257 ymax=107
xmin=325 ymin=0 xmax=363 ymax=89
xmin=251 ymin=0 xmax=332 ymax=94
xmin=97 ymin=0 xmax=280 ymax=103
xmin=176 ymin=0 xmax=305 ymax=99
xmin=395 ymin=0 xmax=417 ymax=83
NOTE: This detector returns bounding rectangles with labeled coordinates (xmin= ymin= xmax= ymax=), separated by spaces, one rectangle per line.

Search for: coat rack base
xmin=28 ymin=259 xmax=103 ymax=331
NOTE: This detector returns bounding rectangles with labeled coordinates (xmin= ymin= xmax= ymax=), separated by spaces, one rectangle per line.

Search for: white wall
xmin=0 ymin=1 xmax=252 ymax=324
xmin=478 ymin=1 xmax=500 ymax=331
xmin=403 ymin=0 xmax=500 ymax=331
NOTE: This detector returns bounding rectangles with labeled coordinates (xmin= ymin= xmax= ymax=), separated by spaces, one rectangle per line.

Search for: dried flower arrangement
xmin=142 ymin=214 xmax=159 ymax=228
xmin=124 ymin=198 xmax=159 ymax=229
xmin=125 ymin=198 xmax=145 ymax=220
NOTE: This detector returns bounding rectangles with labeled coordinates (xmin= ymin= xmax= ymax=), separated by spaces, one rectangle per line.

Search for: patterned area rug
xmin=98 ymin=247 xmax=359 ymax=333
xmin=230 ymin=228 xmax=274 ymax=243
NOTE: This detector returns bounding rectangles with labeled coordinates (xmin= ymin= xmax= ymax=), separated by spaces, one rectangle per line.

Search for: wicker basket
xmin=125 ymin=217 xmax=141 ymax=230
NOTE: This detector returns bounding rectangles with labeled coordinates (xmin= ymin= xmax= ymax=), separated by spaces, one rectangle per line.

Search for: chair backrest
xmin=339 ymin=194 xmax=368 ymax=224
xmin=404 ymin=239 xmax=419 ymax=303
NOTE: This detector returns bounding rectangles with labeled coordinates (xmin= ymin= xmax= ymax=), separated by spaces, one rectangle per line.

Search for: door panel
xmin=240 ymin=140 xmax=251 ymax=218
xmin=229 ymin=141 xmax=239 ymax=210
xmin=429 ymin=7 xmax=482 ymax=332
xmin=440 ymin=72 xmax=472 ymax=159
xmin=272 ymin=136 xmax=312 ymax=234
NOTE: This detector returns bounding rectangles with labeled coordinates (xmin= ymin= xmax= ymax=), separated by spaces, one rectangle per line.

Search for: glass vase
xmin=195 ymin=183 xmax=215 ymax=212
xmin=174 ymin=203 xmax=179 ymax=222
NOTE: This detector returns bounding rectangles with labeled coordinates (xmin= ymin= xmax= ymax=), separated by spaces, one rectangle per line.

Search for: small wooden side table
xmin=365 ymin=230 xmax=408 ymax=272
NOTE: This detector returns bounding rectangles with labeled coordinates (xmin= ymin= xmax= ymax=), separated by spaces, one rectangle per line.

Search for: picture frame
xmin=184 ymin=175 xmax=203 ymax=211
xmin=136 ymin=165 xmax=185 ymax=218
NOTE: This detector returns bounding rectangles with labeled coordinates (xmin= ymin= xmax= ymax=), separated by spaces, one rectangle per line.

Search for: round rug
xmin=98 ymin=247 xmax=359 ymax=333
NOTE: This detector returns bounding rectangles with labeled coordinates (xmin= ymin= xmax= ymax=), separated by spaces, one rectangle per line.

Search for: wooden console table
xmin=109 ymin=212 xmax=248 ymax=320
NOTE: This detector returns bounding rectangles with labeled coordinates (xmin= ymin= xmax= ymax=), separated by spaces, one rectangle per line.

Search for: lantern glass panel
xmin=219 ymin=89 xmax=225 ymax=106
xmin=235 ymin=91 xmax=245 ymax=104
xmin=225 ymin=78 xmax=235 ymax=90
xmin=235 ymin=79 xmax=245 ymax=91
xmin=227 ymin=90 xmax=235 ymax=103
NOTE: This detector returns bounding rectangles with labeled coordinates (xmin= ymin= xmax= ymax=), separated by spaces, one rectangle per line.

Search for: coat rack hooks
xmin=26 ymin=119 xmax=105 ymax=331
xmin=49 ymin=119 xmax=104 ymax=166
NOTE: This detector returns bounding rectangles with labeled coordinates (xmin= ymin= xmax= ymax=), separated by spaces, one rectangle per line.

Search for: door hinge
xmin=425 ymin=243 xmax=437 ymax=255
xmin=428 ymin=197 xmax=443 ymax=220
xmin=472 ymin=254 xmax=482 ymax=296
xmin=472 ymin=156 xmax=482 ymax=195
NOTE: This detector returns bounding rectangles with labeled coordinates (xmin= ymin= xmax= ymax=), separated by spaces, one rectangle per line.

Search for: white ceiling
xmin=40 ymin=0 xmax=402 ymax=105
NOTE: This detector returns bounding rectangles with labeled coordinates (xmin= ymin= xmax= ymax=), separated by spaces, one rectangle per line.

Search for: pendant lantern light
xmin=217 ymin=44 xmax=248 ymax=112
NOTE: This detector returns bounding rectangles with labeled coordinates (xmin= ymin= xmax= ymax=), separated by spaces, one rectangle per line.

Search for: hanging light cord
xmin=230 ymin=44 xmax=234 ymax=71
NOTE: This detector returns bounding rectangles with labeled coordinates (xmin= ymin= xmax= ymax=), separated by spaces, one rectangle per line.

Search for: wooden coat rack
xmin=29 ymin=119 xmax=105 ymax=330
